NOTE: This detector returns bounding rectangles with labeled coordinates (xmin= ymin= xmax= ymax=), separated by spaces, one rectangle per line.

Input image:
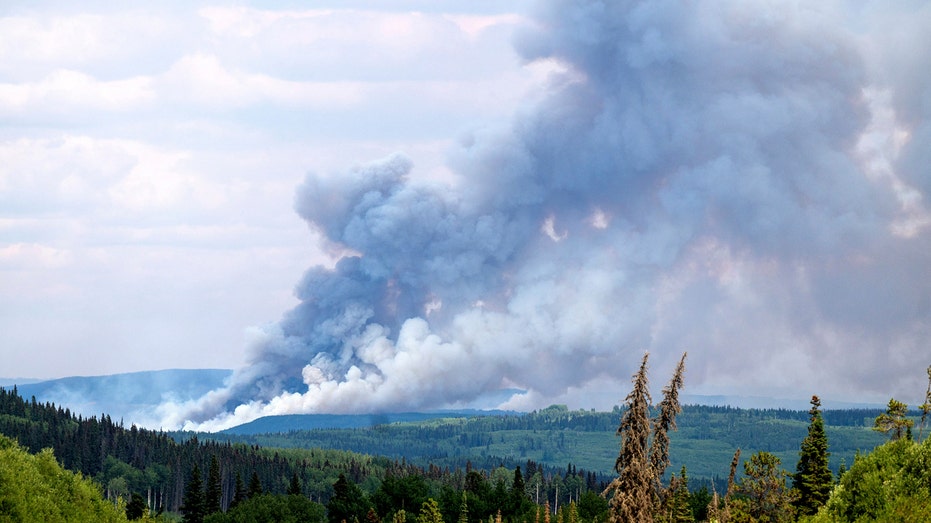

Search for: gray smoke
xmin=162 ymin=0 xmax=931 ymax=431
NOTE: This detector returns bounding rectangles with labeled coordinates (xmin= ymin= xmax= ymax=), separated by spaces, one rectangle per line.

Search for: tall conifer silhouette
xmin=606 ymin=352 xmax=687 ymax=523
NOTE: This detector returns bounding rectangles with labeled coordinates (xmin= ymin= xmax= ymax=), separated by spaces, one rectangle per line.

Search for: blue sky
xmin=3 ymin=1 xmax=931 ymax=430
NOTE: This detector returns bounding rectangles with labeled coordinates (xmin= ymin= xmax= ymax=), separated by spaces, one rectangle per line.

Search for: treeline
xmin=0 ymin=386 xmax=616 ymax=518
xmin=0 ymin=386 xmax=384 ymax=513
xmin=193 ymin=403 xmax=887 ymax=482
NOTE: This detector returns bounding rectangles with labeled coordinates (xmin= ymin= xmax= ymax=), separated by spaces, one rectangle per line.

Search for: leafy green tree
xmin=873 ymin=398 xmax=914 ymax=440
xmin=730 ymin=451 xmax=796 ymax=523
xmin=205 ymin=456 xmax=222 ymax=515
xmin=794 ymin=395 xmax=832 ymax=517
xmin=810 ymin=438 xmax=931 ymax=522
xmin=0 ymin=434 xmax=128 ymax=522
xmin=577 ymin=490 xmax=608 ymax=522
xmin=205 ymin=493 xmax=326 ymax=523
xmin=182 ymin=465 xmax=206 ymax=523
xmin=374 ymin=474 xmax=430 ymax=517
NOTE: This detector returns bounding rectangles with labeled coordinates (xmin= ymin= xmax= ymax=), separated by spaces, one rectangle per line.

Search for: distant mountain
xmin=9 ymin=369 xmax=232 ymax=424
xmin=221 ymin=410 xmax=521 ymax=435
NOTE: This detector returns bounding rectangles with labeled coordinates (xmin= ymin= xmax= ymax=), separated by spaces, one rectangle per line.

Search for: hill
xmin=203 ymin=404 xmax=889 ymax=482
xmin=222 ymin=410 xmax=519 ymax=435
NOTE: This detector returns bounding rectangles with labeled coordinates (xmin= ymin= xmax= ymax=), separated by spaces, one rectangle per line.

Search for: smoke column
xmin=162 ymin=0 xmax=931 ymax=431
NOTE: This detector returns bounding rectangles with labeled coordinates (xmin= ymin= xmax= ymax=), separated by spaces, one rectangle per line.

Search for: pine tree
xmin=205 ymin=455 xmax=222 ymax=515
xmin=731 ymin=452 xmax=796 ymax=523
xmin=794 ymin=395 xmax=832 ymax=516
xmin=874 ymin=398 xmax=913 ymax=440
xmin=181 ymin=464 xmax=206 ymax=523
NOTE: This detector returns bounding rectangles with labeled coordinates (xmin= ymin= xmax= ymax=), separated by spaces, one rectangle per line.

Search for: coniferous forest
xmin=1 ymin=359 xmax=931 ymax=522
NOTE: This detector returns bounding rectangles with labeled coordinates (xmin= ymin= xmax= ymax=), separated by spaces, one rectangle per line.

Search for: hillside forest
xmin=1 ymin=354 xmax=930 ymax=522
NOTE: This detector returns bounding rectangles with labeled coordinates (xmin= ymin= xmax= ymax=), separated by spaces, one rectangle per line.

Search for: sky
xmin=3 ymin=0 xmax=931 ymax=431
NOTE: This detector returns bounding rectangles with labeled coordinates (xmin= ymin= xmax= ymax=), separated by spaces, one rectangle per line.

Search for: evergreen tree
xmin=327 ymin=473 xmax=370 ymax=523
xmin=873 ymin=398 xmax=914 ymax=440
xmin=794 ymin=395 xmax=832 ymax=517
xmin=651 ymin=353 xmax=687 ymax=488
xmin=247 ymin=471 xmax=263 ymax=499
xmin=230 ymin=472 xmax=246 ymax=509
xmin=660 ymin=466 xmax=692 ymax=523
xmin=607 ymin=353 xmax=654 ymax=523
xmin=730 ymin=452 xmax=796 ymax=523
xmin=205 ymin=455 xmax=222 ymax=515
xmin=182 ymin=464 xmax=206 ymax=523
xmin=606 ymin=352 xmax=687 ymax=523
xmin=288 ymin=472 xmax=303 ymax=496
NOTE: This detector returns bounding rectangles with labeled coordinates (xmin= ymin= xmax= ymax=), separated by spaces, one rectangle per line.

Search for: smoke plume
xmin=163 ymin=0 xmax=931 ymax=431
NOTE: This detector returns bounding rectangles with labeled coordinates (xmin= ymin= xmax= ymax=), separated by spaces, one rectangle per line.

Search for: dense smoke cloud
xmin=164 ymin=0 xmax=931 ymax=431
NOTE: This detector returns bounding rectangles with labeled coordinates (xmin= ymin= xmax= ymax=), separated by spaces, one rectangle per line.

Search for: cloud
xmin=163 ymin=0 xmax=931 ymax=431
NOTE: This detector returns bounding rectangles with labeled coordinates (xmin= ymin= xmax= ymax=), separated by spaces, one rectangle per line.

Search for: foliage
xmin=204 ymin=494 xmax=326 ymax=523
xmin=795 ymin=396 xmax=832 ymax=517
xmin=873 ymin=398 xmax=914 ymax=441
xmin=417 ymin=498 xmax=444 ymax=523
xmin=182 ymin=464 xmax=206 ymax=523
xmin=730 ymin=451 xmax=796 ymax=523
xmin=811 ymin=437 xmax=931 ymax=522
xmin=918 ymin=366 xmax=931 ymax=443
xmin=0 ymin=433 xmax=129 ymax=522
xmin=327 ymin=472 xmax=372 ymax=523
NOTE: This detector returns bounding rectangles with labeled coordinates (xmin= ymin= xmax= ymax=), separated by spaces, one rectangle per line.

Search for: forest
xmin=1 ymin=356 xmax=930 ymax=522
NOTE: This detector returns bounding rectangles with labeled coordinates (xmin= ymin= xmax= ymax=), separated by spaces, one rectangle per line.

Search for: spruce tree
xmin=230 ymin=472 xmax=246 ymax=509
xmin=205 ymin=455 xmax=222 ymax=515
xmin=247 ymin=471 xmax=263 ymax=498
xmin=794 ymin=395 xmax=832 ymax=516
xmin=288 ymin=472 xmax=302 ymax=496
xmin=608 ymin=353 xmax=654 ymax=523
xmin=181 ymin=464 xmax=206 ymax=523
xmin=651 ymin=353 xmax=686 ymax=501
xmin=606 ymin=352 xmax=687 ymax=523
